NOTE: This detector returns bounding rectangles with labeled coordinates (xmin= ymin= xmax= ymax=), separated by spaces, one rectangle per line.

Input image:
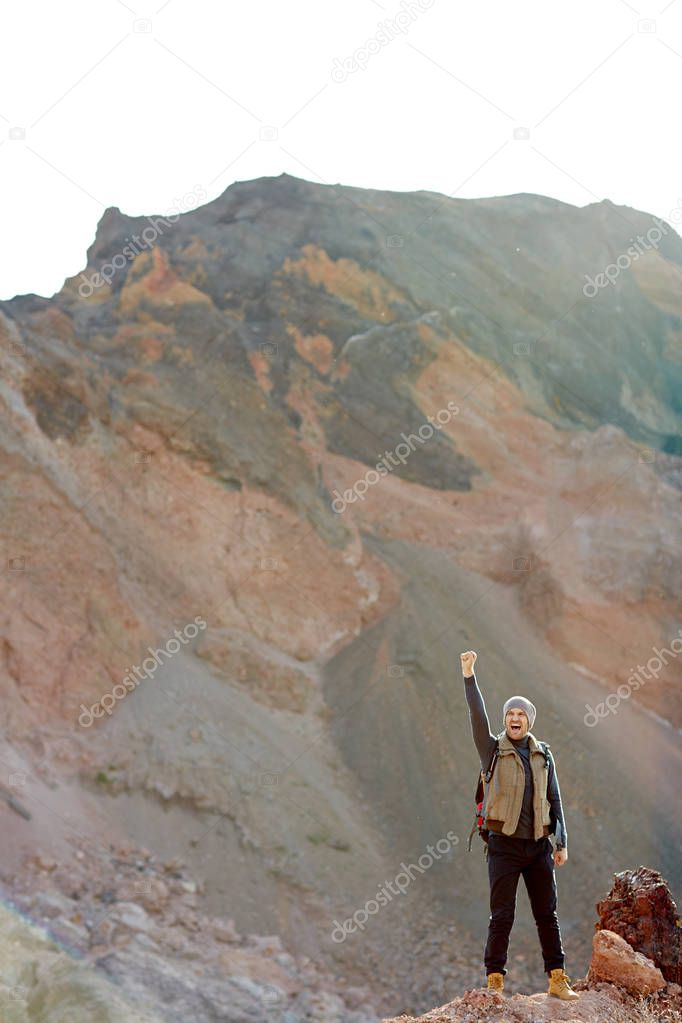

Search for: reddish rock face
xmin=596 ymin=866 xmax=681 ymax=984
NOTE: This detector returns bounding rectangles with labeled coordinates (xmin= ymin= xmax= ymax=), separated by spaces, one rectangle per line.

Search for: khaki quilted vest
xmin=483 ymin=730 xmax=552 ymax=839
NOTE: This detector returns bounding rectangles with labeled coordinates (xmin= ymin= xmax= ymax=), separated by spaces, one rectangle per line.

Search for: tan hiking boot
xmin=548 ymin=968 xmax=580 ymax=1000
xmin=487 ymin=972 xmax=504 ymax=993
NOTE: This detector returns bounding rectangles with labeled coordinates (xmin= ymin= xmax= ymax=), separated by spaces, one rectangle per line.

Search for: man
xmin=460 ymin=649 xmax=579 ymax=1001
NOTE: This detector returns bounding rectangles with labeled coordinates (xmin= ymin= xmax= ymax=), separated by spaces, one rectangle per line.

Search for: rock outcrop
xmin=595 ymin=866 xmax=682 ymax=985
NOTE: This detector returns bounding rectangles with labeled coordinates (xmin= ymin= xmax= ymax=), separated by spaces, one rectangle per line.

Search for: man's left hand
xmin=554 ymin=847 xmax=568 ymax=867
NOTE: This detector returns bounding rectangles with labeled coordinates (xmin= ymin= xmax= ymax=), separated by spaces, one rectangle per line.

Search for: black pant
xmin=484 ymin=833 xmax=565 ymax=976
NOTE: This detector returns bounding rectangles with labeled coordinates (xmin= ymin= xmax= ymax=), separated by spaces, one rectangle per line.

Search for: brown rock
xmin=596 ymin=866 xmax=682 ymax=984
xmin=588 ymin=928 xmax=665 ymax=995
xmin=33 ymin=855 xmax=58 ymax=872
xmin=211 ymin=918 xmax=240 ymax=944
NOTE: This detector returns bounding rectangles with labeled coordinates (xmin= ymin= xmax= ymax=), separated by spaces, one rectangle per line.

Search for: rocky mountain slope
xmin=0 ymin=172 xmax=681 ymax=1018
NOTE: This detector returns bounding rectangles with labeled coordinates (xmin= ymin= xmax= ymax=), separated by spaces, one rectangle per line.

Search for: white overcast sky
xmin=1 ymin=0 xmax=681 ymax=300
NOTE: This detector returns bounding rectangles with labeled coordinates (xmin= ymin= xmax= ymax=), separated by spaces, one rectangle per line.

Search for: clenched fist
xmin=460 ymin=650 xmax=477 ymax=677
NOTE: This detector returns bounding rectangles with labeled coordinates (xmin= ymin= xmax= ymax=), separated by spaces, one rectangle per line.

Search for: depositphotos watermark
xmin=330 ymin=830 xmax=459 ymax=943
xmin=331 ymin=0 xmax=435 ymax=82
xmin=77 ymin=184 xmax=207 ymax=298
xmin=582 ymin=213 xmax=673 ymax=297
xmin=583 ymin=628 xmax=682 ymax=726
xmin=331 ymin=400 xmax=459 ymax=513
xmin=78 ymin=616 xmax=207 ymax=727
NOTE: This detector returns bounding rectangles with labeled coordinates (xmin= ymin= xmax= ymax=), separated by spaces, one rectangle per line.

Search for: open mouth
xmin=510 ymin=723 xmax=522 ymax=734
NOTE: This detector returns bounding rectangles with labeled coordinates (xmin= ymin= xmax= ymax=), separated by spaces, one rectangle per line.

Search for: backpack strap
xmin=466 ymin=820 xmax=478 ymax=852
xmin=483 ymin=739 xmax=500 ymax=782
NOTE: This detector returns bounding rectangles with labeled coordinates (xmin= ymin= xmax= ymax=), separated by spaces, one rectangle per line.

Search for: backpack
xmin=467 ymin=738 xmax=551 ymax=852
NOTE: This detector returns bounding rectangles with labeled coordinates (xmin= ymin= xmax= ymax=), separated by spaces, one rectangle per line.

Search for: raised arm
xmin=460 ymin=651 xmax=497 ymax=770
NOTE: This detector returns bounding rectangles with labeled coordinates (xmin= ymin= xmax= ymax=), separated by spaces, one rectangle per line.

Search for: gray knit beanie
xmin=503 ymin=695 xmax=536 ymax=729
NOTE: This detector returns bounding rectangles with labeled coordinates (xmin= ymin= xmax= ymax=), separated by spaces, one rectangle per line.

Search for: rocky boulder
xmin=596 ymin=865 xmax=682 ymax=984
xmin=588 ymin=928 xmax=665 ymax=995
